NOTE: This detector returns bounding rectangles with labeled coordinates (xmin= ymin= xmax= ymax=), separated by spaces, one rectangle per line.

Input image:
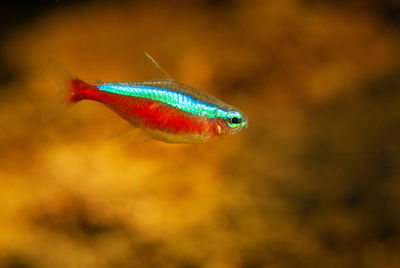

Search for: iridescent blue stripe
xmin=98 ymin=84 xmax=229 ymax=119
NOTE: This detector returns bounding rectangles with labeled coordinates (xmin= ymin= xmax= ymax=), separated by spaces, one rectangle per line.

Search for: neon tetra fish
xmin=56 ymin=54 xmax=248 ymax=144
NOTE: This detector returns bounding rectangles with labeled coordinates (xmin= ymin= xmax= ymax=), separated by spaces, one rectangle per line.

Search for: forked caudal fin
xmin=49 ymin=62 xmax=90 ymax=104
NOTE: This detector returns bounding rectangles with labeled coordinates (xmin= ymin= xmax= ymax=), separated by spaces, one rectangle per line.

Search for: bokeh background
xmin=1 ymin=0 xmax=400 ymax=267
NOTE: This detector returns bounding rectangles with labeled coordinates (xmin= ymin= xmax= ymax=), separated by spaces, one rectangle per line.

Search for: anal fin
xmin=106 ymin=125 xmax=152 ymax=143
xmin=106 ymin=125 xmax=137 ymax=141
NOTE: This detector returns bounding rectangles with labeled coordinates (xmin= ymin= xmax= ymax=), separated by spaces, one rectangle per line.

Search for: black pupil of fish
xmin=231 ymin=117 xmax=240 ymax=124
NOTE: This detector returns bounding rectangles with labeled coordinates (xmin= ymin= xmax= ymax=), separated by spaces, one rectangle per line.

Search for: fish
xmin=55 ymin=54 xmax=248 ymax=144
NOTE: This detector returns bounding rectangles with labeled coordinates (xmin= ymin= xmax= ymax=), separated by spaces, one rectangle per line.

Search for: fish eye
xmin=230 ymin=117 xmax=241 ymax=125
xmin=227 ymin=112 xmax=243 ymax=128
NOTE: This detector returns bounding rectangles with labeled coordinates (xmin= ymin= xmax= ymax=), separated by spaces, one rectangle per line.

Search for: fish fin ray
xmin=106 ymin=125 xmax=137 ymax=140
xmin=107 ymin=126 xmax=153 ymax=143
xmin=44 ymin=61 xmax=95 ymax=123
xmin=142 ymin=51 xmax=173 ymax=80
xmin=48 ymin=61 xmax=91 ymax=104
xmin=127 ymin=131 xmax=153 ymax=144
xmin=48 ymin=61 xmax=78 ymax=104
xmin=43 ymin=61 xmax=78 ymax=122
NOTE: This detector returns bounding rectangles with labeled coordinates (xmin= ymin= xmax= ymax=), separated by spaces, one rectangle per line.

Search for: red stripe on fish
xmin=69 ymin=79 xmax=210 ymax=135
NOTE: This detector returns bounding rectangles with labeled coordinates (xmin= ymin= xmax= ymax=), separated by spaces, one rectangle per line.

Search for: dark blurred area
xmin=1 ymin=0 xmax=400 ymax=267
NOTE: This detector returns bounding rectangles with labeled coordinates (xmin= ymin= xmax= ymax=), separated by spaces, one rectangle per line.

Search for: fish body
xmin=61 ymin=69 xmax=247 ymax=144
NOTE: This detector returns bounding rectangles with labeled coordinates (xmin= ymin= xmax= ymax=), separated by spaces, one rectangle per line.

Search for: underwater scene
xmin=0 ymin=0 xmax=400 ymax=267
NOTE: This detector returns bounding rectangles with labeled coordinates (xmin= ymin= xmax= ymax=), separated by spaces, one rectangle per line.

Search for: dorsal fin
xmin=142 ymin=51 xmax=172 ymax=80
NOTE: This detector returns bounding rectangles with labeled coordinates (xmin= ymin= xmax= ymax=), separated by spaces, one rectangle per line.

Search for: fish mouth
xmin=240 ymin=114 xmax=248 ymax=130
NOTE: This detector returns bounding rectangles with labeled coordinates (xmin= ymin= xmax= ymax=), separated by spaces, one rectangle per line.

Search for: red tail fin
xmin=68 ymin=78 xmax=89 ymax=103
xmin=56 ymin=75 xmax=89 ymax=104
xmin=49 ymin=62 xmax=91 ymax=104
xmin=44 ymin=62 xmax=96 ymax=123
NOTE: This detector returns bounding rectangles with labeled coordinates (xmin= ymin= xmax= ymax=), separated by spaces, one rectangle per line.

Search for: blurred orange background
xmin=1 ymin=0 xmax=400 ymax=267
